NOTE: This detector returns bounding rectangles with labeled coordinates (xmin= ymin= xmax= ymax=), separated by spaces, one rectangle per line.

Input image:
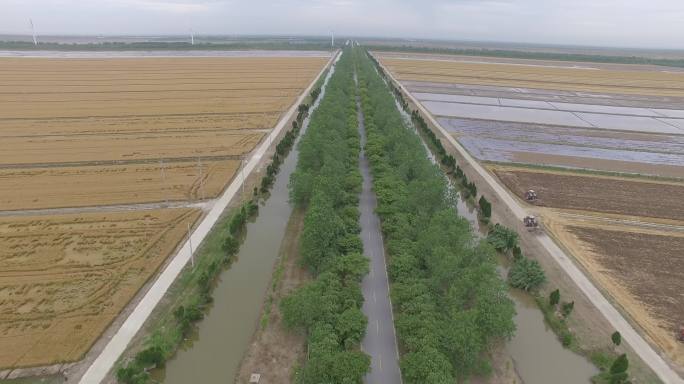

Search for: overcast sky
xmin=2 ymin=0 xmax=683 ymax=49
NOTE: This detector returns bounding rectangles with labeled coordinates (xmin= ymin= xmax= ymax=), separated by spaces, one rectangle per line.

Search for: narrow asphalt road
xmin=357 ymin=98 xmax=403 ymax=384
xmin=374 ymin=55 xmax=684 ymax=384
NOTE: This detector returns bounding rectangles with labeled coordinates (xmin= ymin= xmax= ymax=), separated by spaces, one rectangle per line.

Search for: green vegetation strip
xmin=114 ymin=75 xmax=325 ymax=384
xmin=279 ymin=48 xmax=371 ymax=383
xmin=357 ymin=47 xmax=515 ymax=382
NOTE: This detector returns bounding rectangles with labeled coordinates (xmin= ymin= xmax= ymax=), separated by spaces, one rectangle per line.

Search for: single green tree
xmin=478 ymin=195 xmax=492 ymax=218
xmin=611 ymin=331 xmax=622 ymax=346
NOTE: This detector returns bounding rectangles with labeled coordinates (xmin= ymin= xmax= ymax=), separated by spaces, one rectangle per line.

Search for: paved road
xmin=357 ymin=99 xmax=403 ymax=384
xmin=374 ymin=55 xmax=684 ymax=384
xmin=76 ymin=51 xmax=339 ymax=384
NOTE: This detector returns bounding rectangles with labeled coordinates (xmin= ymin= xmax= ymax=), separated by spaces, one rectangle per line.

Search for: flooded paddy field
xmin=439 ymin=117 xmax=684 ymax=176
xmin=424 ymin=99 xmax=684 ymax=134
xmin=404 ymin=80 xmax=684 ymax=109
xmin=416 ymin=91 xmax=684 ymax=118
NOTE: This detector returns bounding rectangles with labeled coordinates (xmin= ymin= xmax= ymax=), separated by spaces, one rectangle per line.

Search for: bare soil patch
xmin=492 ymin=166 xmax=684 ymax=221
xmin=546 ymin=217 xmax=684 ymax=366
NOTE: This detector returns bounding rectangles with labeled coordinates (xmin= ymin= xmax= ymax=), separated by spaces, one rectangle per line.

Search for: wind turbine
xmin=330 ymin=30 xmax=334 ymax=49
xmin=190 ymin=28 xmax=194 ymax=45
xmin=29 ymin=18 xmax=37 ymax=45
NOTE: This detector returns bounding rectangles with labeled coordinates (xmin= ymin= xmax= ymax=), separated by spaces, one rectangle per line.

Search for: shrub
xmin=478 ymin=195 xmax=491 ymax=219
xmin=549 ymin=289 xmax=560 ymax=306
xmin=561 ymin=301 xmax=575 ymax=317
xmin=608 ymin=354 xmax=629 ymax=383
xmin=486 ymin=224 xmax=519 ymax=253
xmin=611 ymin=331 xmax=622 ymax=346
xmin=222 ymin=235 xmax=239 ymax=256
xmin=508 ymin=257 xmax=546 ymax=291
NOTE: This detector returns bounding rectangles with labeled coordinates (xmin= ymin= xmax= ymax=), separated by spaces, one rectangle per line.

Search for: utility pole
xmin=187 ymin=223 xmax=194 ymax=267
xmin=197 ymin=157 xmax=205 ymax=200
xmin=29 ymin=19 xmax=37 ymax=46
xmin=241 ymin=159 xmax=246 ymax=199
xmin=160 ymin=159 xmax=168 ymax=205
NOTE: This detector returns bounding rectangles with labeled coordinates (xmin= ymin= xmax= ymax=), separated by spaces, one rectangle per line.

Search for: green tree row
xmin=279 ymin=48 xmax=371 ymax=384
xmin=356 ymin=47 xmax=515 ymax=383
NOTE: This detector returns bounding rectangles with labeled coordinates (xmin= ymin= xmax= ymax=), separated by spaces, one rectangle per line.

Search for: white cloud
xmin=0 ymin=0 xmax=682 ymax=49
xmin=104 ymin=0 xmax=214 ymax=13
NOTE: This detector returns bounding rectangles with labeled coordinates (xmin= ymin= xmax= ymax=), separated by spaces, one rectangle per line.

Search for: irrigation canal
xmin=150 ymin=55 xmax=338 ymax=384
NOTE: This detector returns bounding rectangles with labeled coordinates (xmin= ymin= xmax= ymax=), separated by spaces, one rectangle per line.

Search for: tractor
xmin=525 ymin=189 xmax=538 ymax=203
xmin=523 ymin=215 xmax=541 ymax=232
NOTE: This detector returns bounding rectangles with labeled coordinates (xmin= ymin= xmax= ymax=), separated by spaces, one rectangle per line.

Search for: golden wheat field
xmin=379 ymin=56 xmax=684 ymax=97
xmin=0 ymin=56 xmax=327 ymax=208
xmin=0 ymin=208 xmax=201 ymax=368
xmin=0 ymin=160 xmax=240 ymax=210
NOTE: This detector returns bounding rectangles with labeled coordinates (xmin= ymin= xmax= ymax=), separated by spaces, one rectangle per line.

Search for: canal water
xmin=152 ymin=55 xmax=339 ymax=384
xmin=394 ymin=89 xmax=599 ymax=384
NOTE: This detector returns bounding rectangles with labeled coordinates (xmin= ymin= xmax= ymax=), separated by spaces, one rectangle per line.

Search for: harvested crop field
xmin=0 ymin=130 xmax=262 ymax=165
xmin=378 ymin=55 xmax=684 ymax=97
xmin=547 ymin=217 xmax=684 ymax=365
xmin=0 ymin=160 xmax=239 ymax=211
xmin=491 ymin=166 xmax=684 ymax=221
xmin=0 ymin=208 xmax=201 ymax=368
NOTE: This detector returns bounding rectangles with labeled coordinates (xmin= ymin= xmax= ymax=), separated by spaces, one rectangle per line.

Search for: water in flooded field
xmin=420 ymin=97 xmax=684 ymax=134
xmin=437 ymin=117 xmax=684 ymax=168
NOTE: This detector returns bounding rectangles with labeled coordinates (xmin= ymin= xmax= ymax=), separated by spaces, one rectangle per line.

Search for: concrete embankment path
xmin=373 ymin=54 xmax=684 ymax=384
xmin=357 ymin=98 xmax=403 ymax=384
